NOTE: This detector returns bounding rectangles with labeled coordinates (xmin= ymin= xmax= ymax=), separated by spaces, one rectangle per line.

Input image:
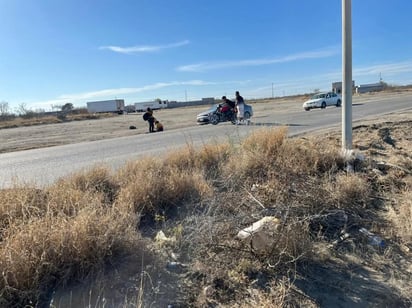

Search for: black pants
xmin=148 ymin=119 xmax=155 ymax=132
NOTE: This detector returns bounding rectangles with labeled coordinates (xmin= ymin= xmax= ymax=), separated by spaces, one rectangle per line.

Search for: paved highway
xmin=1 ymin=93 xmax=411 ymax=188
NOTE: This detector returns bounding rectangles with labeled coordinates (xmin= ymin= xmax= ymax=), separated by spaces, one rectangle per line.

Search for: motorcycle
xmin=209 ymin=104 xmax=237 ymax=125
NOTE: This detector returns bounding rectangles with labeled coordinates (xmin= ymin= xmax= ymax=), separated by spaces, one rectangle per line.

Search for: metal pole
xmin=342 ymin=0 xmax=352 ymax=150
xmin=272 ymin=83 xmax=274 ymax=98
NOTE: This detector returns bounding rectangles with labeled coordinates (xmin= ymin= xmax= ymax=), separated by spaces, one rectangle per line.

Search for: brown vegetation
xmin=0 ymin=112 xmax=115 ymax=130
xmin=0 ymin=115 xmax=411 ymax=307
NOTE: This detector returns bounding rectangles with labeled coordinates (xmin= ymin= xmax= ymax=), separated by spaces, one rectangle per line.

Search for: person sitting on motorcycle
xmin=220 ymin=96 xmax=236 ymax=116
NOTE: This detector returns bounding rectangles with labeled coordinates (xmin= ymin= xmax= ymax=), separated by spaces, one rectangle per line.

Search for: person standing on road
xmin=143 ymin=107 xmax=155 ymax=133
xmin=235 ymin=91 xmax=245 ymax=124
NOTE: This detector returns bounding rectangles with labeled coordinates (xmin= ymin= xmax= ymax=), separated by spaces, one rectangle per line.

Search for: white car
xmin=303 ymin=92 xmax=342 ymax=111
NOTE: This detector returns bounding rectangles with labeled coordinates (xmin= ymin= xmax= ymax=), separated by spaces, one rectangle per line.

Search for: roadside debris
xmin=341 ymin=149 xmax=365 ymax=172
xmin=359 ymin=227 xmax=385 ymax=248
xmin=155 ymin=230 xmax=176 ymax=246
xmin=237 ymin=216 xmax=280 ymax=252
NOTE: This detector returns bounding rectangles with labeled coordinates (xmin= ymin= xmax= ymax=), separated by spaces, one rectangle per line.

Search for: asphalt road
xmin=1 ymin=93 xmax=411 ymax=188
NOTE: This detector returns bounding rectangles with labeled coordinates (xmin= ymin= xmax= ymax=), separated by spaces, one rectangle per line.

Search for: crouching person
xmin=155 ymin=120 xmax=164 ymax=132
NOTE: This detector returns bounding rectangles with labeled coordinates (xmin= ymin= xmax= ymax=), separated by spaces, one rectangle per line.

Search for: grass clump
xmin=115 ymin=156 xmax=213 ymax=219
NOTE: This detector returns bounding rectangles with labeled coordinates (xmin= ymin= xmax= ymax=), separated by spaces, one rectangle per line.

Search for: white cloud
xmin=177 ymin=47 xmax=339 ymax=72
xmin=100 ymin=40 xmax=190 ymax=54
xmin=309 ymin=60 xmax=412 ymax=84
xmin=354 ymin=61 xmax=412 ymax=76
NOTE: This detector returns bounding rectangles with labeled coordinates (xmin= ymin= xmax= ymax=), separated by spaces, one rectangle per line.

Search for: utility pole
xmin=342 ymin=0 xmax=352 ymax=150
xmin=272 ymin=83 xmax=274 ymax=98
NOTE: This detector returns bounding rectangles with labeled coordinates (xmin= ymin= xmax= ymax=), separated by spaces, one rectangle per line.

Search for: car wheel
xmin=210 ymin=114 xmax=219 ymax=125
xmin=304 ymin=107 xmax=310 ymax=111
xmin=244 ymin=111 xmax=251 ymax=119
xmin=321 ymin=102 xmax=326 ymax=109
xmin=336 ymin=99 xmax=341 ymax=107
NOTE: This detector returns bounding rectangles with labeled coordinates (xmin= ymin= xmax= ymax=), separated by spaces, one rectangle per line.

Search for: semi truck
xmin=87 ymin=99 xmax=125 ymax=114
xmin=134 ymin=100 xmax=168 ymax=112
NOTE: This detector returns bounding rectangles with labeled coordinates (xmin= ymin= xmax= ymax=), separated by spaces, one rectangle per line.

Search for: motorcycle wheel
xmin=210 ymin=114 xmax=220 ymax=125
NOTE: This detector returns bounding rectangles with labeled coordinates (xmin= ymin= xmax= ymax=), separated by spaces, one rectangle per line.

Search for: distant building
xmin=355 ymin=82 xmax=385 ymax=94
xmin=332 ymin=81 xmax=355 ymax=94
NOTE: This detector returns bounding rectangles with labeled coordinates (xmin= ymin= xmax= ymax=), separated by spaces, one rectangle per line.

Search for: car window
xmin=207 ymin=105 xmax=217 ymax=112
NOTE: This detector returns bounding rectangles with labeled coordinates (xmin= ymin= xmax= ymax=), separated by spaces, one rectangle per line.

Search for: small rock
xmin=203 ymin=285 xmax=214 ymax=297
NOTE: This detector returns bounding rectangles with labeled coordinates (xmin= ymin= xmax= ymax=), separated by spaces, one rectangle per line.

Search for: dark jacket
xmin=225 ymin=99 xmax=236 ymax=108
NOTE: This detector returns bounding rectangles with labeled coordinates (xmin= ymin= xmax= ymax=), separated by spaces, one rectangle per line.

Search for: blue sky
xmin=1 ymin=0 xmax=412 ymax=111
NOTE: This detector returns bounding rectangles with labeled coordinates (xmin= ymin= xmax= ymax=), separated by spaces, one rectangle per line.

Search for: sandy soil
xmin=0 ymin=105 xmax=207 ymax=153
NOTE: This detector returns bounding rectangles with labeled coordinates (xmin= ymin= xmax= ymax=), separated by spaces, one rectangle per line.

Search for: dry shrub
xmin=164 ymin=142 xmax=232 ymax=178
xmin=239 ymin=278 xmax=317 ymax=308
xmin=45 ymin=186 xmax=103 ymax=217
xmin=54 ymin=166 xmax=120 ymax=204
xmin=224 ymin=127 xmax=288 ymax=183
xmin=162 ymin=144 xmax=198 ymax=171
xmin=115 ymin=157 xmax=212 ymax=216
xmin=0 ymin=112 xmax=113 ymax=129
xmin=0 ymin=188 xmax=48 ymax=233
xmin=276 ymin=138 xmax=344 ymax=175
xmin=0 ymin=205 xmax=140 ymax=307
xmin=195 ymin=142 xmax=232 ymax=178
xmin=327 ymin=173 xmax=371 ymax=209
xmin=224 ymin=127 xmax=344 ymax=187
xmin=0 ymin=116 xmax=62 ymax=129
xmin=265 ymin=220 xmax=312 ymax=269
xmin=241 ymin=127 xmax=288 ymax=157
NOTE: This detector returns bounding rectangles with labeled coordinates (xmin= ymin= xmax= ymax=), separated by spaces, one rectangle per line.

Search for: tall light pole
xmin=272 ymin=83 xmax=274 ymax=98
xmin=342 ymin=0 xmax=352 ymax=150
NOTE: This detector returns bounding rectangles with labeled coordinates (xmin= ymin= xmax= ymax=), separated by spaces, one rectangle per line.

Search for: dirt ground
xmin=300 ymin=116 xmax=412 ymax=307
xmin=0 ymin=106 xmax=205 ymax=153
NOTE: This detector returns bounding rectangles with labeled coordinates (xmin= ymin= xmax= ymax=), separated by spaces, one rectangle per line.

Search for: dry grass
xmin=0 ymin=122 xmax=411 ymax=307
xmin=388 ymin=189 xmax=412 ymax=244
xmin=115 ymin=156 xmax=213 ymax=217
xmin=0 ymin=113 xmax=114 ymax=129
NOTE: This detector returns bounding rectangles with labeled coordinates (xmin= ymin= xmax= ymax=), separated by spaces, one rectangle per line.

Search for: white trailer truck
xmin=87 ymin=99 xmax=125 ymax=114
xmin=134 ymin=100 xmax=168 ymax=112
